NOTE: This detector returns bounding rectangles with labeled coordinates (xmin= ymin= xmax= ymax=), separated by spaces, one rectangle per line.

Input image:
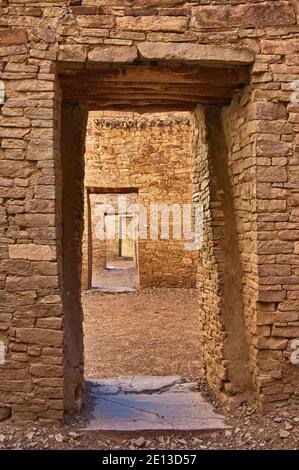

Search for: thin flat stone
xmin=87 ymin=375 xmax=192 ymax=394
xmin=84 ymin=392 xmax=228 ymax=432
xmin=138 ymin=42 xmax=255 ymax=66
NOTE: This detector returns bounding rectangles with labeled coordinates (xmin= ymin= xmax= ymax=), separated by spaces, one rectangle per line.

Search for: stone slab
xmin=87 ymin=375 xmax=197 ymax=394
xmin=84 ymin=376 xmax=227 ymax=432
xmin=138 ymin=42 xmax=255 ymax=65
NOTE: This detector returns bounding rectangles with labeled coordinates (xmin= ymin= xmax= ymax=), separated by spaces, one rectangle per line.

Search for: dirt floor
xmin=91 ymin=266 xmax=139 ymax=291
xmin=82 ymin=287 xmax=201 ymax=379
xmin=1 ymin=388 xmax=299 ymax=450
xmin=1 ymin=287 xmax=299 ymax=450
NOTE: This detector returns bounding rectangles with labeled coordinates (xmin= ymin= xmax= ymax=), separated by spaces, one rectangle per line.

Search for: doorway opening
xmin=59 ymin=61 xmax=253 ymax=428
xmin=87 ymin=189 xmax=139 ymax=292
xmin=80 ymin=109 xmax=208 ymax=430
xmin=81 ymin=110 xmax=200 ymax=380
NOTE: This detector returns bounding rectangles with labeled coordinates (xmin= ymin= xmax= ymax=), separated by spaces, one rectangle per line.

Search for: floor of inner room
xmin=82 ymin=287 xmax=201 ymax=379
xmin=82 ymin=287 xmax=214 ymax=431
xmin=91 ymin=265 xmax=139 ymax=291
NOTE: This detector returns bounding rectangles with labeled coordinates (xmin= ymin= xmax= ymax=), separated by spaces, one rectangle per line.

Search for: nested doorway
xmin=85 ymin=189 xmax=139 ymax=291
xmin=60 ymin=61 xmax=253 ymax=418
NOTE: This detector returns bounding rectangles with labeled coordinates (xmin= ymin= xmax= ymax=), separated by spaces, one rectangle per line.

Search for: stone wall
xmin=82 ymin=112 xmax=198 ymax=288
xmin=0 ymin=0 xmax=298 ymax=422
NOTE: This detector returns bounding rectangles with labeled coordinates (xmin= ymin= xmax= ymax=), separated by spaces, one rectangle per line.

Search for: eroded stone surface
xmin=138 ymin=42 xmax=255 ymax=65
xmin=84 ymin=376 xmax=226 ymax=431
xmin=87 ymin=375 xmax=198 ymax=395
xmin=0 ymin=0 xmax=298 ymax=424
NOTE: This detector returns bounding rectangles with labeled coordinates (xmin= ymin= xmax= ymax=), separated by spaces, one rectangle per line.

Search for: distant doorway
xmin=87 ymin=191 xmax=139 ymax=292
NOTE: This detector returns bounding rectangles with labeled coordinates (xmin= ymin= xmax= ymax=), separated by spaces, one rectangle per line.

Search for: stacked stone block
xmin=0 ymin=0 xmax=298 ymax=422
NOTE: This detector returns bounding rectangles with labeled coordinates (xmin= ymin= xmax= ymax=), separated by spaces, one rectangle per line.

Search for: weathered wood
xmin=89 ymin=104 xmax=196 ymax=112
xmin=87 ymin=97 xmax=230 ymax=110
xmin=60 ymin=64 xmax=249 ymax=86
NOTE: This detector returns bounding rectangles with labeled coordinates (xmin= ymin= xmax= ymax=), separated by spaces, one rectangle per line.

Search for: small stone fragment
xmin=134 ymin=436 xmax=146 ymax=448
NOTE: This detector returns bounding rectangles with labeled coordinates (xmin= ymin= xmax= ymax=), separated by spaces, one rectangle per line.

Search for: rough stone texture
xmin=0 ymin=0 xmax=298 ymax=423
xmin=84 ymin=376 xmax=227 ymax=431
xmin=138 ymin=42 xmax=255 ymax=65
xmin=88 ymin=45 xmax=137 ymax=63
xmin=82 ymin=111 xmax=198 ymax=289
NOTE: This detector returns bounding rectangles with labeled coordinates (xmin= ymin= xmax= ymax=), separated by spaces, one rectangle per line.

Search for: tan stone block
xmin=76 ymin=15 xmax=114 ymax=29
xmin=257 ymin=311 xmax=299 ymax=325
xmin=272 ymin=326 xmax=299 ymax=338
xmin=0 ymin=161 xmax=32 ymax=179
xmin=262 ymin=383 xmax=284 ymax=395
xmin=261 ymin=39 xmax=299 ymax=54
xmin=36 ymin=317 xmax=62 ymax=329
xmin=33 ymin=262 xmax=58 ymax=276
xmin=33 ymin=378 xmax=63 ymax=388
xmin=0 ymin=260 xmax=33 ymax=276
xmin=138 ymin=42 xmax=254 ymax=65
xmin=133 ymin=0 xmax=185 ymax=6
xmin=253 ymin=102 xmax=286 ymax=121
xmin=257 ymin=200 xmax=287 ymax=213
xmin=6 ymin=275 xmax=58 ymax=291
xmin=256 ymin=337 xmax=288 ymax=350
xmin=58 ymin=45 xmax=88 ymax=62
xmin=0 ymin=29 xmax=27 ymax=46
xmin=192 ymin=2 xmax=295 ymax=29
xmin=30 ymin=364 xmax=63 ymax=378
xmin=88 ymin=45 xmax=137 ymax=63
xmin=117 ymin=16 xmax=188 ymax=32
xmin=0 ymin=45 xmax=27 ymax=57
xmin=257 ymin=166 xmax=287 ymax=183
xmin=25 ymin=199 xmax=55 ymax=214
xmin=34 ymin=185 xmax=55 ymax=200
xmin=9 ymin=244 xmax=56 ymax=261
xmin=256 ymin=140 xmax=290 ymax=157
xmin=258 ymin=264 xmax=291 ymax=277
xmin=258 ymin=241 xmax=293 ymax=255
xmin=16 ymin=328 xmax=63 ymax=347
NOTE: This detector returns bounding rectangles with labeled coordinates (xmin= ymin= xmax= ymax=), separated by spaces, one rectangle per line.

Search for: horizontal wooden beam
xmin=86 ymin=97 xmax=230 ymax=110
xmin=62 ymin=83 xmax=236 ymax=96
xmin=64 ymin=92 xmax=233 ymax=103
xmin=60 ymin=64 xmax=249 ymax=87
xmin=60 ymin=64 xmax=247 ymax=108
xmin=88 ymin=104 xmax=196 ymax=113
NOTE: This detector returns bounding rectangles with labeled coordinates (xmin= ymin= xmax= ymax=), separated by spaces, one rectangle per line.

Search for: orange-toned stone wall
xmin=82 ymin=112 xmax=198 ymax=288
xmin=0 ymin=0 xmax=298 ymax=423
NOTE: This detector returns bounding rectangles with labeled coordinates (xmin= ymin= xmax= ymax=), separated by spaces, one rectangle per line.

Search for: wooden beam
xmin=62 ymin=83 xmax=236 ymax=96
xmin=85 ymin=97 xmax=230 ymax=110
xmin=60 ymin=64 xmax=249 ymax=87
xmin=88 ymin=104 xmax=196 ymax=113
xmin=63 ymin=92 xmax=233 ymax=103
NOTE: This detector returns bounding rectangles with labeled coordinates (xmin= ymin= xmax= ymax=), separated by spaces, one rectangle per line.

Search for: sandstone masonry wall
xmin=82 ymin=112 xmax=198 ymax=288
xmin=0 ymin=0 xmax=298 ymax=422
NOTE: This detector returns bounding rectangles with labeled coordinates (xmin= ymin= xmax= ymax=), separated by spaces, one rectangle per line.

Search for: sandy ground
xmin=91 ymin=266 xmax=139 ymax=291
xmin=2 ymin=391 xmax=299 ymax=450
xmin=1 ymin=288 xmax=299 ymax=450
xmin=82 ymin=287 xmax=202 ymax=379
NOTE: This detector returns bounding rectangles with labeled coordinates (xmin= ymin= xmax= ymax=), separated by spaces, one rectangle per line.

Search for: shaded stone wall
xmin=82 ymin=112 xmax=198 ymax=288
xmin=0 ymin=1 xmax=298 ymax=423
xmin=192 ymin=103 xmax=253 ymax=407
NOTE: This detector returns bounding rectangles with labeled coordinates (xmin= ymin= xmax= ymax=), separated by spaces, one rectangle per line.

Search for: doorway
xmin=59 ymin=62 xmax=253 ymax=421
xmin=87 ymin=190 xmax=139 ymax=291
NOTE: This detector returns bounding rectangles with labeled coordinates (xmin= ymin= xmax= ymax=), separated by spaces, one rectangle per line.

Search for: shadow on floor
xmin=82 ymin=376 xmax=228 ymax=432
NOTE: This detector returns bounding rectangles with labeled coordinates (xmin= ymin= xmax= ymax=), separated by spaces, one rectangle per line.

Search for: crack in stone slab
xmin=87 ymin=375 xmax=197 ymax=395
xmin=83 ymin=377 xmax=228 ymax=432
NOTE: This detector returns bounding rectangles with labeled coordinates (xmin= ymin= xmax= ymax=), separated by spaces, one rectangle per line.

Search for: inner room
xmin=81 ymin=110 xmax=202 ymax=381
